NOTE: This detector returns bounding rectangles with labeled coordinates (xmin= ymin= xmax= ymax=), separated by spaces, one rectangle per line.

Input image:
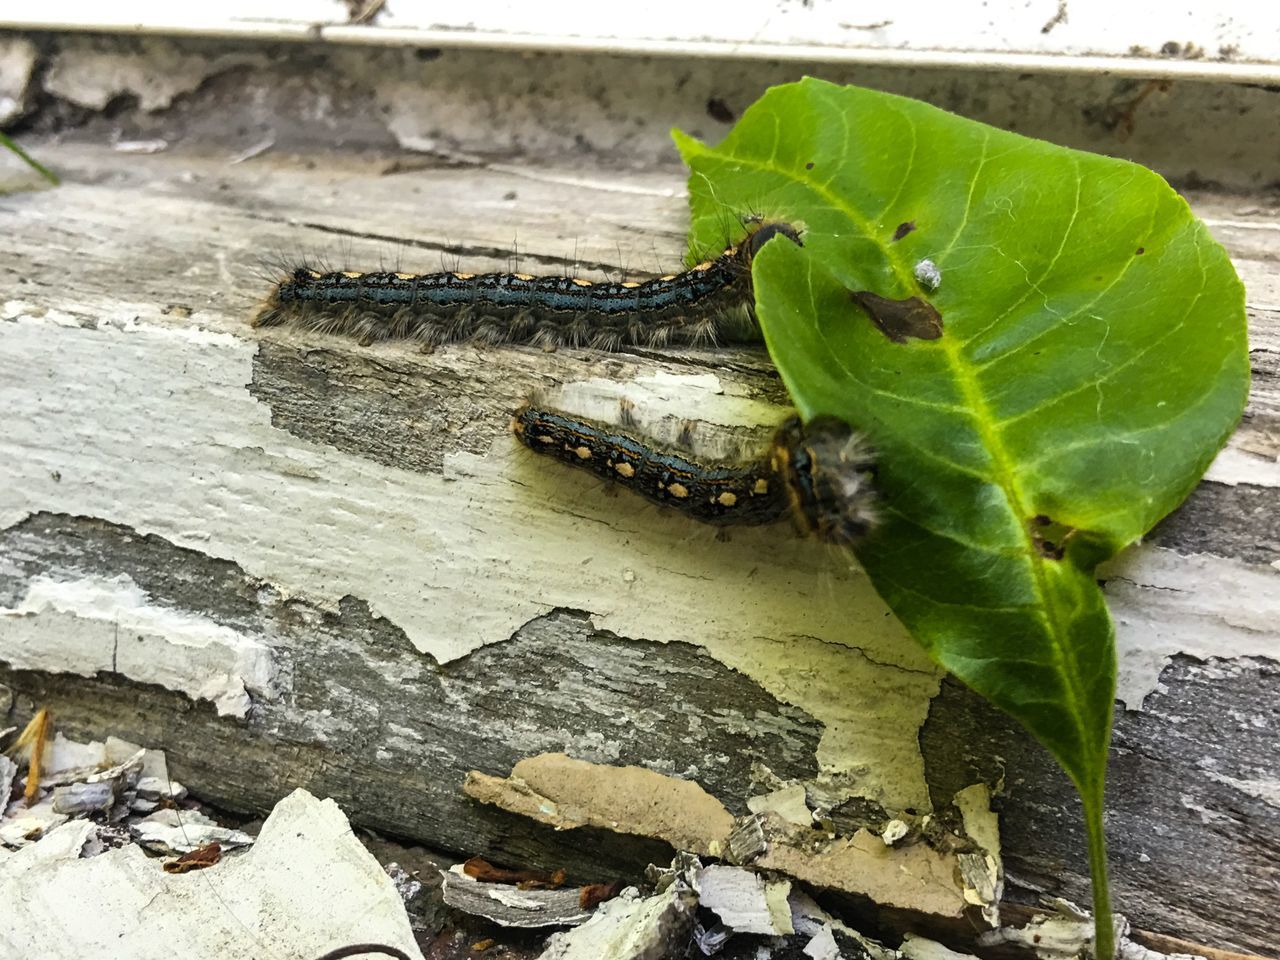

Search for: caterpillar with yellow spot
xmin=512 ymin=401 xmax=878 ymax=546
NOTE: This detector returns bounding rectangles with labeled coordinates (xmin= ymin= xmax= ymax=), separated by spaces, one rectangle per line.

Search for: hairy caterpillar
xmin=251 ymin=221 xmax=802 ymax=350
xmin=512 ymin=403 xmax=877 ymax=546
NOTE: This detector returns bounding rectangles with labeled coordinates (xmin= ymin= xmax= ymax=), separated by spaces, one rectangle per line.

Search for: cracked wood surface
xmin=1 ymin=138 xmax=1278 ymax=956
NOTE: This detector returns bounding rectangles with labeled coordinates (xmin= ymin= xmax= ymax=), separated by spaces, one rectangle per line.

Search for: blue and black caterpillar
xmin=252 ymin=221 xmax=802 ymax=350
xmin=252 ymin=217 xmax=876 ymax=542
xmin=513 ymin=403 xmax=877 ymax=546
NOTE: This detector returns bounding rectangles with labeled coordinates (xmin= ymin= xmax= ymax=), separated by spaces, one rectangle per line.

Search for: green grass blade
xmin=1 ymin=132 xmax=60 ymax=186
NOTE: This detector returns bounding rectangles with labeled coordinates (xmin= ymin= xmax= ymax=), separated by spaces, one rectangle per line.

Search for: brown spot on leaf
xmin=1028 ymin=515 xmax=1076 ymax=561
xmin=1036 ymin=541 xmax=1066 ymax=561
xmin=851 ymin=291 xmax=943 ymax=342
xmin=892 ymin=221 xmax=916 ymax=241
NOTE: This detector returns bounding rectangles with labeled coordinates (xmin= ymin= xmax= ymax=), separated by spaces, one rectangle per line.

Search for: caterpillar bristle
xmin=249 ymin=219 xmax=803 ymax=353
xmin=530 ymin=326 xmax=562 ymax=351
xmin=592 ymin=329 xmax=624 ymax=352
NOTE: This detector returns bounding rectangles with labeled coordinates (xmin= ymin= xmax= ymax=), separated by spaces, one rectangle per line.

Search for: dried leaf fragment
xmin=463 ymin=855 xmax=566 ymax=889
xmin=163 ymin=841 xmax=223 ymax=874
xmin=579 ymin=880 xmax=626 ymax=910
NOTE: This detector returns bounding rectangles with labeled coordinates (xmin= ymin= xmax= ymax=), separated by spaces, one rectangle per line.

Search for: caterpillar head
xmin=771 ymin=415 xmax=877 ymax=547
xmin=732 ymin=220 xmax=804 ymax=275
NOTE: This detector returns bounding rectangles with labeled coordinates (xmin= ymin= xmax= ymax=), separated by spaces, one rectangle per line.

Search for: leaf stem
xmin=1081 ymin=782 xmax=1115 ymax=960
xmin=0 ymin=132 xmax=60 ymax=185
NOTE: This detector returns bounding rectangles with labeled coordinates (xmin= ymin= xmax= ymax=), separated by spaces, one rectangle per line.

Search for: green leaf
xmin=675 ymin=78 xmax=1249 ymax=958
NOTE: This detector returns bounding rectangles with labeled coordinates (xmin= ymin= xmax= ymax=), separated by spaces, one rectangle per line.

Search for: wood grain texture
xmin=2 ymin=125 xmax=1277 ymax=957
xmin=0 ymin=512 xmax=819 ymax=878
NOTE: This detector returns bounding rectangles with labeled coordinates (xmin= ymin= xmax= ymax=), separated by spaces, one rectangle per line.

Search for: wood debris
xmin=577 ymin=880 xmax=625 ymax=911
xmin=694 ymin=863 xmax=793 ymax=936
xmin=1 ymin=729 xmax=188 ymax=851
xmin=463 ymin=752 xmax=736 ymax=857
xmin=463 ymin=855 xmax=567 ymax=889
xmin=162 ymin=840 xmax=222 ymax=874
xmin=466 ymin=755 xmax=997 ymax=921
xmin=129 ymin=807 xmax=253 ymax=855
xmin=536 ymin=884 xmax=697 ymax=960
xmin=4 ymin=706 xmax=50 ymax=805
xmin=440 ymin=863 xmax=596 ymax=928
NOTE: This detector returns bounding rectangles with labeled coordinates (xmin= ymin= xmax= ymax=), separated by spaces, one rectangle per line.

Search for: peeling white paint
xmin=1203 ymin=446 xmax=1280 ymax=487
xmin=43 ymin=36 xmax=265 ymax=112
xmin=0 ymin=572 xmax=275 ymax=717
xmin=880 ymin=819 xmax=909 ymax=845
xmin=696 ymin=865 xmax=793 ymax=937
xmin=1 ymin=311 xmax=941 ymax=810
xmin=1201 ymin=770 xmax=1280 ymax=808
xmin=954 ymin=784 xmax=1001 ymax=866
xmin=0 ymin=788 xmax=424 ymax=960
xmin=0 ymin=35 xmax=37 ymax=126
xmin=3 ymin=295 xmax=1274 ymax=803
xmin=954 ymin=784 xmax=1003 ymax=927
xmin=1102 ymin=546 xmax=1280 ymax=709
xmin=901 ymin=934 xmax=980 ymax=960
xmin=538 ymin=885 xmax=694 ymax=959
xmin=747 ymin=784 xmax=812 ymax=827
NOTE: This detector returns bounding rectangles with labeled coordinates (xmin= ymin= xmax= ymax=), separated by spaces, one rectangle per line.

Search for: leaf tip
xmin=670 ymin=127 xmax=707 ymax=163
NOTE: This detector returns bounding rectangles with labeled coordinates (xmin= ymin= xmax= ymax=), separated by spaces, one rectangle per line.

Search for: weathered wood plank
xmin=923 ymin=659 xmax=1280 ymax=954
xmin=2 ymin=123 xmax=1277 ymax=956
xmin=0 ymin=512 xmax=821 ymax=878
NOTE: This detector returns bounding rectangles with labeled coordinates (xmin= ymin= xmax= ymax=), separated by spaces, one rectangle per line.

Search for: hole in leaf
xmin=1029 ymin=514 xmax=1078 ymax=561
xmin=850 ymin=291 xmax=943 ymax=343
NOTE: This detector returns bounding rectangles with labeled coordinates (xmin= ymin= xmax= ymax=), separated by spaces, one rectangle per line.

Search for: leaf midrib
xmin=938 ymin=334 xmax=1093 ymax=760
xmin=719 ymin=130 xmax=1096 ymax=768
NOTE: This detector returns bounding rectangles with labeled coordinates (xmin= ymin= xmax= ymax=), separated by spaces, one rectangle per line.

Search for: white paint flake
xmin=0 ymin=788 xmax=424 ymax=959
xmin=1203 ymin=446 xmax=1280 ymax=487
xmin=1103 ymin=545 xmax=1280 ymax=708
xmin=0 ymin=313 xmax=940 ymax=810
xmin=0 ymin=572 xmax=275 ymax=717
